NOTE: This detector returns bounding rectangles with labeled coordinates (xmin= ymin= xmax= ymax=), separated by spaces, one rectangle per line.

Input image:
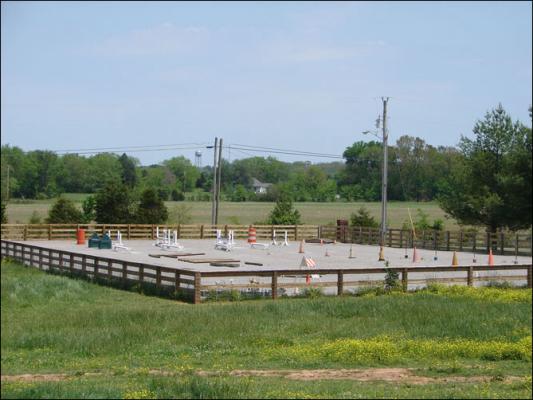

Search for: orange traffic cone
xmin=412 ymin=246 xmax=420 ymax=263
xmin=452 ymin=251 xmax=459 ymax=266
xmin=306 ymin=274 xmax=311 ymax=285
xmin=488 ymin=249 xmax=494 ymax=266
xmin=378 ymin=246 xmax=385 ymax=261
xmin=299 ymin=240 xmax=305 ymax=254
xmin=320 ymin=239 xmax=324 ymax=246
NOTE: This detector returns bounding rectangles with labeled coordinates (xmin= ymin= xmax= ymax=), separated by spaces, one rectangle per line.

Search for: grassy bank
xmin=1 ymin=260 xmax=532 ymax=398
xmin=5 ymin=197 xmax=454 ymax=228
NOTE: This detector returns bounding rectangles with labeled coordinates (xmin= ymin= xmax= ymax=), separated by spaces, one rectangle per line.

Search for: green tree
xmin=350 ymin=206 xmax=379 ymax=228
xmin=94 ymin=182 xmax=135 ymax=224
xmin=438 ymin=105 xmax=532 ymax=232
xmin=46 ymin=197 xmax=83 ymax=223
xmin=136 ymin=188 xmax=168 ymax=224
xmin=118 ymin=153 xmax=138 ymax=188
xmin=267 ymin=195 xmax=301 ymax=225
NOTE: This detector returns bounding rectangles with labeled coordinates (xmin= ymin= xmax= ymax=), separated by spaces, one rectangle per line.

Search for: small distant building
xmin=252 ymin=178 xmax=272 ymax=194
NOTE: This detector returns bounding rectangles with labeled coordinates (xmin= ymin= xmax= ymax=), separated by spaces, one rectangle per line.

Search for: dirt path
xmin=1 ymin=368 xmax=522 ymax=385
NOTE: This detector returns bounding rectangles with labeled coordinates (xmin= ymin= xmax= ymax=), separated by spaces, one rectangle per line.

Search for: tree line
xmin=1 ymin=104 xmax=531 ymax=232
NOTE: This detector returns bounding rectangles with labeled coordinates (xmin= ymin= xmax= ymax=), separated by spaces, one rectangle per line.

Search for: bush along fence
xmin=1 ymin=224 xmax=531 ymax=256
xmin=1 ymin=240 xmax=531 ymax=304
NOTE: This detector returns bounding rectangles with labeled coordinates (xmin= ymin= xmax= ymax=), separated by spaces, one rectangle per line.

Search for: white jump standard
xmin=215 ymin=229 xmax=235 ymax=251
xmin=271 ymin=230 xmax=289 ymax=246
xmin=154 ymin=227 xmax=184 ymax=250
xmin=107 ymin=230 xmax=130 ymax=251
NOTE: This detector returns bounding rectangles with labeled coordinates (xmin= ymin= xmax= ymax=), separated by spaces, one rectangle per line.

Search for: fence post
xmin=295 ymin=225 xmax=298 ymax=241
xmin=122 ymin=262 xmax=127 ymax=283
xmin=48 ymin=225 xmax=52 ymax=240
xmin=433 ymin=231 xmax=438 ymax=250
xmin=467 ymin=266 xmax=474 ymax=286
xmin=446 ymin=231 xmax=450 ymax=251
xmin=69 ymin=253 xmax=74 ymax=274
xmin=422 ymin=230 xmax=426 ymax=249
xmin=58 ymin=251 xmax=63 ymax=271
xmin=271 ymin=271 xmax=278 ymax=300
xmin=515 ymin=234 xmax=519 ymax=257
xmin=178 ymin=224 xmax=181 ymax=239
xmin=225 ymin=225 xmax=229 ymax=237
xmin=108 ymin=260 xmax=112 ymax=280
xmin=151 ymin=225 xmax=155 ymax=240
xmin=127 ymin=225 xmax=131 ymax=240
xmin=193 ymin=272 xmax=201 ymax=304
xmin=527 ymin=266 xmax=532 ymax=289
xmin=175 ymin=271 xmax=180 ymax=292
xmin=400 ymin=230 xmax=403 ymax=249
xmin=23 ymin=225 xmax=28 ymax=241
xmin=473 ymin=232 xmax=477 ymax=254
xmin=38 ymin=248 xmax=43 ymax=270
xmin=388 ymin=230 xmax=392 ymax=247
xmin=156 ymin=268 xmax=162 ymax=287
xmin=402 ymin=268 xmax=408 ymax=292
xmin=337 ymin=270 xmax=344 ymax=296
xmin=200 ymin=225 xmax=204 ymax=239
xmin=81 ymin=255 xmax=86 ymax=273
xmin=499 ymin=232 xmax=505 ymax=255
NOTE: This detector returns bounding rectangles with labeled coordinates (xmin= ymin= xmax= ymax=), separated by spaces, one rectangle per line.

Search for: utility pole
xmin=6 ymin=164 xmax=10 ymax=202
xmin=215 ymin=138 xmax=223 ymax=225
xmin=380 ymin=97 xmax=389 ymax=246
xmin=210 ymin=137 xmax=218 ymax=225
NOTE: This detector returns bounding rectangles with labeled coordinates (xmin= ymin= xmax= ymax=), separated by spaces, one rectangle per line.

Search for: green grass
xmin=5 ymin=196 xmax=455 ymax=228
xmin=2 ymin=260 xmax=532 ymax=399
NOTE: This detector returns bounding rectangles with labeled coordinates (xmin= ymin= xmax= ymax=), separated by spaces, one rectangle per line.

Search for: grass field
xmin=1 ymin=260 xmax=532 ymax=399
xmin=5 ymin=194 xmax=457 ymax=229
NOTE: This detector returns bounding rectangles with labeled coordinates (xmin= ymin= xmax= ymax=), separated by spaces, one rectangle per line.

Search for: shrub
xmin=169 ymin=204 xmax=192 ymax=224
xmin=46 ymin=197 xmax=83 ymax=223
xmin=267 ymin=196 xmax=301 ymax=225
xmin=81 ymin=195 xmax=96 ymax=223
xmin=384 ymin=266 xmax=400 ymax=291
xmin=28 ymin=211 xmax=42 ymax=224
xmin=350 ymin=206 xmax=378 ymax=227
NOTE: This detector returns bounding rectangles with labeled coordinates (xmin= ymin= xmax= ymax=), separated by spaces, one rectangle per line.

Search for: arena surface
xmin=14 ymin=238 xmax=532 ymax=294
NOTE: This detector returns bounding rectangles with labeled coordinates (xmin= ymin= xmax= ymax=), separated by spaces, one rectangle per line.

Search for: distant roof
xmin=252 ymin=177 xmax=272 ymax=187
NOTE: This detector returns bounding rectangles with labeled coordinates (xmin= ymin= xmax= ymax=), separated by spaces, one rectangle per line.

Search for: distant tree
xmin=171 ymin=189 xmax=185 ymax=201
xmin=231 ymin=184 xmax=249 ymax=202
xmin=118 ymin=153 xmax=138 ymax=188
xmin=350 ymin=206 xmax=379 ymax=228
xmin=438 ymin=105 xmax=532 ymax=232
xmin=94 ymin=182 xmax=135 ymax=224
xmin=1 ymin=202 xmax=7 ymax=224
xmin=267 ymin=195 xmax=301 ymax=225
xmin=46 ymin=197 xmax=83 ymax=223
xmin=136 ymin=188 xmax=169 ymax=224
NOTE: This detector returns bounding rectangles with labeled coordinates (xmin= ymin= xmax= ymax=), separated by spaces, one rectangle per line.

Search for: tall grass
xmin=2 ymin=260 xmax=531 ymax=375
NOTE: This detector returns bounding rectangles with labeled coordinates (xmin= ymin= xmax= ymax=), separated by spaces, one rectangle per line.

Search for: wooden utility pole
xmin=380 ymin=97 xmax=389 ymax=246
xmin=211 ymin=137 xmax=218 ymax=225
xmin=215 ymin=138 xmax=223 ymax=225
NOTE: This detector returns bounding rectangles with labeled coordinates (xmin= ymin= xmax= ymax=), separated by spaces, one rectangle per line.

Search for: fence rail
xmin=1 ymin=240 xmax=531 ymax=305
xmin=1 ymin=224 xmax=531 ymax=256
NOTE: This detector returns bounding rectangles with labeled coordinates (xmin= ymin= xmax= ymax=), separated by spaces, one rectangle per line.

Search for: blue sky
xmin=2 ymin=1 xmax=531 ymax=165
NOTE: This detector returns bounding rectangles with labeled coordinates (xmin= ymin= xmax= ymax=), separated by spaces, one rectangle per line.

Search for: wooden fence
xmin=2 ymin=240 xmax=531 ymax=305
xmin=1 ymin=224 xmax=531 ymax=256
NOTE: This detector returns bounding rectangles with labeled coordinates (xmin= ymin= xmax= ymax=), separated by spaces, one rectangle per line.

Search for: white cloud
xmin=92 ymin=22 xmax=209 ymax=56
